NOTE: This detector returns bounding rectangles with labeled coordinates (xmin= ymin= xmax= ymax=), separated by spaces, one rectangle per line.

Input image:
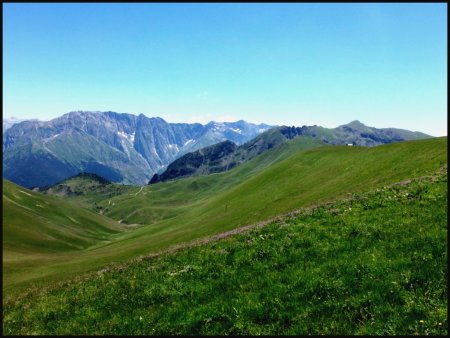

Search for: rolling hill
xmin=2 ymin=179 xmax=125 ymax=292
xmin=3 ymin=179 xmax=124 ymax=254
xmin=3 ymin=163 xmax=447 ymax=335
xmin=3 ymin=136 xmax=446 ymax=300
xmin=41 ymin=173 xmax=134 ymax=210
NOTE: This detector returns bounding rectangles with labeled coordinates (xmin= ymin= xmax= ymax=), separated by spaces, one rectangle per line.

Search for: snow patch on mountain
xmin=117 ymin=131 xmax=135 ymax=143
xmin=167 ymin=144 xmax=180 ymax=151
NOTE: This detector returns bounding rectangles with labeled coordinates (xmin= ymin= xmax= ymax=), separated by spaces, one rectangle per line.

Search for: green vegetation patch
xmin=4 ymin=168 xmax=447 ymax=335
xmin=3 ymin=137 xmax=447 ymax=299
xmin=3 ymin=179 xmax=123 ymax=255
xmin=42 ymin=173 xmax=134 ymax=210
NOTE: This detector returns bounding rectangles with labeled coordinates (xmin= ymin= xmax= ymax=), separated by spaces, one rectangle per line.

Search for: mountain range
xmin=3 ymin=111 xmax=431 ymax=189
xmin=3 ymin=117 xmax=38 ymax=131
xmin=149 ymin=121 xmax=432 ymax=184
xmin=3 ymin=111 xmax=271 ymax=188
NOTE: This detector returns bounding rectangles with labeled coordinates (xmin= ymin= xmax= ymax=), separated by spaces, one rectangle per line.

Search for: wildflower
xmin=419 ymin=320 xmax=425 ymax=324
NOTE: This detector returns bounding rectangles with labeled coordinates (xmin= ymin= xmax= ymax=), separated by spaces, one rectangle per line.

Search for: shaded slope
xmin=149 ymin=140 xmax=239 ymax=184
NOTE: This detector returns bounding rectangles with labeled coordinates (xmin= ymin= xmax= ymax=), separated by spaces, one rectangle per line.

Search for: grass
xmin=50 ymin=135 xmax=325 ymax=223
xmin=3 ymin=179 xmax=123 ymax=254
xmin=3 ymin=167 xmax=447 ymax=335
xmin=42 ymin=173 xmax=135 ymax=209
xmin=3 ymin=137 xmax=447 ymax=299
xmin=96 ymin=136 xmax=447 ymax=231
xmin=2 ymin=179 xmax=125 ymax=294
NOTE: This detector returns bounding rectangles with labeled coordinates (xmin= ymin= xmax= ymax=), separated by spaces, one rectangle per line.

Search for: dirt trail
xmin=134 ymin=186 xmax=144 ymax=196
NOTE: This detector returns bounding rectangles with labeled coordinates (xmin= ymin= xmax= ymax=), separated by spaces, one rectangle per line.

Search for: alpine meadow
xmin=2 ymin=3 xmax=447 ymax=336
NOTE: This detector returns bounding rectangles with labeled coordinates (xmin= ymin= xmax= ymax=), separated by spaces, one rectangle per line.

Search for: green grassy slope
xmin=101 ymin=135 xmax=324 ymax=225
xmin=44 ymin=135 xmax=324 ymax=225
xmin=3 ymin=179 xmax=124 ymax=254
xmin=43 ymin=173 xmax=134 ymax=209
xmin=186 ymin=136 xmax=447 ymax=231
xmin=2 ymin=179 xmax=125 ymax=291
xmin=3 ymin=137 xmax=447 ymax=299
xmin=103 ymin=136 xmax=446 ymax=236
xmin=3 ymin=168 xmax=447 ymax=335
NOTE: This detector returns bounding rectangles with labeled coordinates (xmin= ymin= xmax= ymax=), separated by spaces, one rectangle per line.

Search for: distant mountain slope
xmin=277 ymin=120 xmax=431 ymax=146
xmin=2 ymin=111 xmax=271 ymax=188
xmin=149 ymin=127 xmax=298 ymax=184
xmin=307 ymin=120 xmax=431 ymax=146
xmin=149 ymin=140 xmax=239 ymax=184
xmin=149 ymin=121 xmax=432 ymax=184
xmin=2 ymin=117 xmax=38 ymax=132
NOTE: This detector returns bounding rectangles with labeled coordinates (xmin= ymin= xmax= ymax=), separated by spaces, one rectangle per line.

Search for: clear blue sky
xmin=3 ymin=3 xmax=447 ymax=136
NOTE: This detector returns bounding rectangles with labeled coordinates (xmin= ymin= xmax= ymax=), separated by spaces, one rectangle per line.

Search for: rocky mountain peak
xmin=3 ymin=111 xmax=271 ymax=188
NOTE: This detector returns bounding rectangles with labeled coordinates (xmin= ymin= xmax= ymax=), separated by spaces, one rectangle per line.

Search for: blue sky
xmin=3 ymin=3 xmax=447 ymax=136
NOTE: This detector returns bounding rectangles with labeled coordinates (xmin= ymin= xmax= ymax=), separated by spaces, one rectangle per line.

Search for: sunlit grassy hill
xmin=4 ymin=165 xmax=447 ymax=335
xmin=3 ymin=136 xmax=447 ymax=299
xmin=100 ymin=136 xmax=447 ymax=233
xmin=42 ymin=172 xmax=134 ymax=209
xmin=2 ymin=179 xmax=124 ymax=292
xmin=3 ymin=179 xmax=123 ymax=254
xmin=100 ymin=135 xmax=325 ymax=225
